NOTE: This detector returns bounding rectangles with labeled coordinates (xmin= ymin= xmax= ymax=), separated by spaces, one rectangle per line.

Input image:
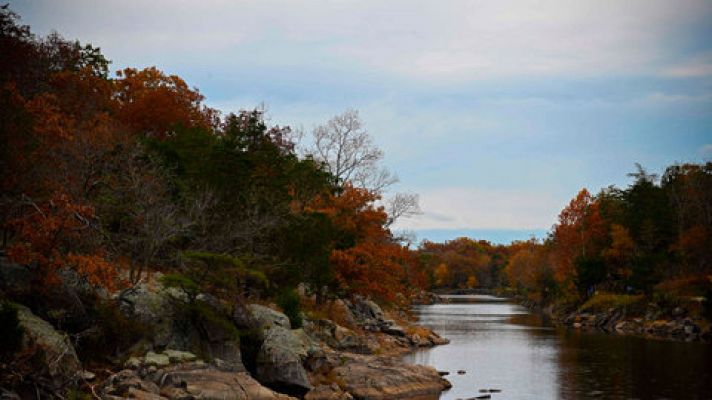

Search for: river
xmin=403 ymin=294 xmax=712 ymax=400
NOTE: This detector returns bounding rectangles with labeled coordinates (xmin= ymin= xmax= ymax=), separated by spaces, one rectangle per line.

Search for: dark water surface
xmin=403 ymin=295 xmax=712 ymax=400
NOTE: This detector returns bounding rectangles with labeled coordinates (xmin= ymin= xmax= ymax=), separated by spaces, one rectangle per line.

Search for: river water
xmin=403 ymin=294 xmax=712 ymax=400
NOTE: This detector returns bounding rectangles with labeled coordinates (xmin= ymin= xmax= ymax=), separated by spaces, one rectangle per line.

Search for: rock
xmin=126 ymin=356 xmax=144 ymax=369
xmin=438 ymin=371 xmax=449 ymax=376
xmin=116 ymin=282 xmax=177 ymax=348
xmin=305 ymin=384 xmax=354 ymax=400
xmin=101 ymin=369 xmax=161 ymax=398
xmin=382 ymin=324 xmax=406 ymax=337
xmin=101 ymin=363 xmax=295 ymax=400
xmin=248 ymin=304 xmax=291 ymax=330
xmin=304 ymin=319 xmax=370 ymax=353
xmin=346 ymin=297 xmax=386 ymax=331
xmin=145 ymin=351 xmax=171 ymax=367
xmin=256 ymin=326 xmax=313 ymax=395
xmin=164 ymin=349 xmax=198 ymax=363
xmin=80 ymin=370 xmax=96 ymax=380
xmin=330 ymin=299 xmax=357 ymax=328
xmin=328 ymin=356 xmax=450 ymax=400
xmin=161 ymin=363 xmax=295 ymax=400
xmin=15 ymin=304 xmax=81 ymax=384
xmin=457 ymin=370 xmax=466 ymax=375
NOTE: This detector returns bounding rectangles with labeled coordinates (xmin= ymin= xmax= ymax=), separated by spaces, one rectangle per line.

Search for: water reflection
xmin=403 ymin=295 xmax=712 ymax=400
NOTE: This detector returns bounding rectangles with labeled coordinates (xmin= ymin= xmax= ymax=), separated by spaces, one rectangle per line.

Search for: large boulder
xmin=116 ymin=282 xmax=177 ymax=348
xmin=117 ymin=282 xmax=244 ymax=370
xmin=15 ymin=305 xmax=81 ymax=385
xmin=256 ymin=326 xmax=313 ymax=396
xmin=328 ymin=356 xmax=450 ymax=400
xmin=101 ymin=362 xmax=295 ymax=400
xmin=249 ymin=304 xmax=291 ymax=330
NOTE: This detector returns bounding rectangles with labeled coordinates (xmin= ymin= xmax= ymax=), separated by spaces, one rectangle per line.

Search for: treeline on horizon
xmin=421 ymin=163 xmax=712 ymax=309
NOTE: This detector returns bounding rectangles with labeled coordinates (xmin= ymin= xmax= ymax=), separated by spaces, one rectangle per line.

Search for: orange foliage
xmin=114 ymin=67 xmax=217 ymax=137
xmin=5 ymin=192 xmax=120 ymax=289
xmin=551 ymin=189 xmax=606 ymax=285
xmin=331 ymin=242 xmax=416 ymax=303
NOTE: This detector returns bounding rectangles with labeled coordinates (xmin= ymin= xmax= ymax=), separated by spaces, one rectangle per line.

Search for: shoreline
xmin=516 ymin=296 xmax=712 ymax=344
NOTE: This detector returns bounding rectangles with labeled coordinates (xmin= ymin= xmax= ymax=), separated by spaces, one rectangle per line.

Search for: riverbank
xmin=518 ymin=294 xmax=712 ymax=343
xmin=1 ymin=268 xmax=452 ymax=399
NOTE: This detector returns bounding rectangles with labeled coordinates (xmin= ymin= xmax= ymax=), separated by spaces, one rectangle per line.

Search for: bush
xmin=0 ymin=302 xmax=24 ymax=357
xmin=579 ymin=293 xmax=645 ymax=313
xmin=76 ymin=299 xmax=151 ymax=363
xmin=277 ymin=288 xmax=302 ymax=328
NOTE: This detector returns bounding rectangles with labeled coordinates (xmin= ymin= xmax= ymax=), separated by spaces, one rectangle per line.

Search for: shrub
xmin=277 ymin=288 xmax=302 ymax=328
xmin=578 ymin=293 xmax=645 ymax=313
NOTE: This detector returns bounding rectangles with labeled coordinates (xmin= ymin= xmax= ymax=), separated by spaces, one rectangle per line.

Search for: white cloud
xmin=393 ymin=186 xmax=561 ymax=230
xmin=18 ymin=0 xmax=712 ymax=81
xmin=661 ymin=53 xmax=712 ymax=78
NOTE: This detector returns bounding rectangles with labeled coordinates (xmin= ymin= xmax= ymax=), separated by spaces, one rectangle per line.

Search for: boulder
xmin=116 ymin=282 xmax=177 ymax=348
xmin=328 ymin=356 xmax=450 ymax=400
xmin=118 ymin=282 xmax=244 ymax=370
xmin=249 ymin=304 xmax=291 ymax=330
xmin=256 ymin=326 xmax=313 ymax=395
xmin=15 ymin=305 xmax=81 ymax=384
xmin=101 ymin=362 xmax=295 ymax=400
xmin=346 ymin=298 xmax=386 ymax=330
xmin=145 ymin=351 xmax=171 ymax=368
xmin=163 ymin=349 xmax=198 ymax=363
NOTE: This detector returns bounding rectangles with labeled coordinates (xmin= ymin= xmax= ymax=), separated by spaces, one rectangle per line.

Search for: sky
xmin=13 ymin=0 xmax=712 ymax=244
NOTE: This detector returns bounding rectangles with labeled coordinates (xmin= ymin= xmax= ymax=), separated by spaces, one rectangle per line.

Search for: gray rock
xmin=382 ymin=324 xmax=406 ymax=337
xmin=125 ymin=356 xmax=143 ymax=369
xmin=164 ymin=349 xmax=198 ymax=363
xmin=256 ymin=326 xmax=313 ymax=395
xmin=249 ymin=304 xmax=291 ymax=330
xmin=329 ymin=356 xmax=450 ymax=400
xmin=304 ymin=319 xmax=370 ymax=354
xmin=16 ymin=304 xmax=81 ymax=382
xmin=145 ymin=351 xmax=171 ymax=367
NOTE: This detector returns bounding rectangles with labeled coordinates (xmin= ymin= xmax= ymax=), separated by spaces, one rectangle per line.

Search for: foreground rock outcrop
xmin=101 ymin=361 xmax=295 ymax=400
xmin=15 ymin=304 xmax=82 ymax=388
xmin=323 ymin=355 xmax=451 ymax=400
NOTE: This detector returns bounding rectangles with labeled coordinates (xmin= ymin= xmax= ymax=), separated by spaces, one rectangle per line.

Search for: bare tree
xmin=308 ymin=109 xmax=397 ymax=193
xmin=385 ymin=192 xmax=422 ymax=227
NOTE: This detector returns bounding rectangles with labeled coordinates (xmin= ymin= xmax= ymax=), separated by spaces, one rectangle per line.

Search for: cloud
xmin=17 ymin=0 xmax=712 ymax=82
xmin=661 ymin=53 xmax=712 ymax=78
xmin=393 ymin=186 xmax=561 ymax=231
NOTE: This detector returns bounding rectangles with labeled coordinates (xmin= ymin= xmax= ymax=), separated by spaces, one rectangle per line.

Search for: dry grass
xmin=301 ymin=297 xmax=359 ymax=330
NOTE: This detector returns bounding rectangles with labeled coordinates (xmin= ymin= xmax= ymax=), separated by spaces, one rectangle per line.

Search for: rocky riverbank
xmin=519 ymin=296 xmax=712 ymax=343
xmin=1 ymin=268 xmax=451 ymax=399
